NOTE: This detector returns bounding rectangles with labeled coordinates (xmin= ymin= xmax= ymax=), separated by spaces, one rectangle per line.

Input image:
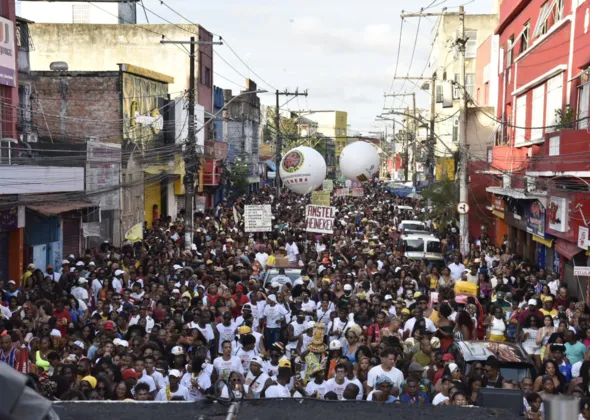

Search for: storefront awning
xmin=264 ymin=160 xmax=277 ymax=172
xmin=492 ymin=210 xmax=505 ymax=219
xmin=555 ymin=238 xmax=583 ymax=260
xmin=532 ymin=234 xmax=554 ymax=248
xmin=28 ymin=201 xmax=96 ymax=216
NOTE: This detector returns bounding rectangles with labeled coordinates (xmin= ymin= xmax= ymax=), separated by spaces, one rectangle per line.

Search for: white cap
xmin=270 ymin=282 xmax=280 ymax=288
xmin=75 ymin=261 xmax=84 ymax=267
xmin=73 ymin=340 xmax=85 ymax=349
xmin=68 ymin=254 xmax=75 ymax=260
xmin=528 ymin=299 xmax=538 ymax=306
xmin=114 ymin=269 xmax=124 ymax=276
xmin=88 ymin=261 xmax=96 ymax=266
xmin=50 ymin=329 xmax=62 ymax=337
xmin=70 ymin=267 xmax=76 ymax=272
xmin=329 ymin=340 xmax=342 ymax=350
xmin=78 ymin=278 xmax=88 ymax=284
xmin=171 ymin=345 xmax=185 ymax=356
xmin=113 ymin=338 xmax=122 ymax=346
xmin=118 ymin=340 xmax=129 ymax=348
xmin=172 ymin=288 xmax=180 ymax=294
xmin=268 ymin=294 xmax=278 ymax=303
xmin=343 ymin=284 xmax=352 ymax=292
xmin=168 ymin=369 xmax=182 ymax=378
xmin=384 ymin=294 xmax=393 ymax=301
xmin=250 ymin=356 xmax=264 ymax=367
xmin=62 ymin=260 xmax=70 ymax=265
xmin=191 ymin=244 xmax=197 ymax=251
xmin=7 ymin=280 xmax=15 ymax=285
xmin=173 ymin=264 xmax=182 ymax=271
xmin=307 ymin=321 xmax=316 ymax=329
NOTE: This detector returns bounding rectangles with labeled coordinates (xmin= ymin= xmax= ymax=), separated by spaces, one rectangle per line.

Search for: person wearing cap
xmin=262 ymin=294 xmax=288 ymax=348
xmin=155 ymin=369 xmax=190 ymax=401
xmin=232 ymin=284 xmax=251 ymax=319
xmin=111 ymin=269 xmax=124 ymax=293
xmin=517 ymin=298 xmax=544 ymax=335
xmin=44 ymin=264 xmax=61 ymax=283
xmin=244 ymin=355 xmax=272 ymax=399
xmin=264 ymin=359 xmax=299 ymax=398
xmin=540 ymin=296 xmax=558 ymax=317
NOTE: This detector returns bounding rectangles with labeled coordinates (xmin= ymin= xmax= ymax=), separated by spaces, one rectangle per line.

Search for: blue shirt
xmin=400 ymin=391 xmax=431 ymax=404
xmin=558 ymin=360 xmax=573 ymax=383
xmin=565 ymin=341 xmax=586 ymax=365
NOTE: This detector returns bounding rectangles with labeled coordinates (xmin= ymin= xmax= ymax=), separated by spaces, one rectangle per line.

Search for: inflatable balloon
xmin=279 ymin=146 xmax=327 ymax=194
xmin=339 ymin=141 xmax=380 ymax=182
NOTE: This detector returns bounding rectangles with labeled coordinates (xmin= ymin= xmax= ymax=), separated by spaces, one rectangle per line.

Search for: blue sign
xmin=526 ymin=201 xmax=545 ymax=237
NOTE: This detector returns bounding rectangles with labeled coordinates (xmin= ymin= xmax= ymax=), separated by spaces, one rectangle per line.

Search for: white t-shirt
xmin=432 ymin=392 xmax=449 ymax=406
xmin=213 ymin=356 xmax=244 ymax=381
xmin=263 ymin=304 xmax=288 ymax=328
xmin=366 ymin=365 xmax=404 ymax=389
xmin=143 ymin=369 xmax=166 ymax=391
xmin=220 ymin=384 xmax=250 ymax=399
xmin=286 ymin=242 xmax=300 ymax=263
xmin=403 ymin=317 xmax=437 ymax=334
xmin=305 ymin=380 xmax=328 ymax=399
xmin=195 ymin=323 xmax=215 ymax=343
xmin=112 ymin=277 xmax=123 ymax=293
xmin=448 ymin=262 xmax=466 ymax=281
xmin=256 ymin=252 xmax=269 ymax=268
xmin=180 ymin=371 xmax=211 ymax=401
xmin=71 ymin=286 xmax=88 ymax=301
xmin=265 ymin=383 xmax=291 ymax=398
xmin=155 ymin=384 xmax=190 ymax=401
xmin=245 ymin=371 xmax=270 ymax=398
xmin=217 ymin=322 xmax=238 ymax=353
xmin=325 ymin=378 xmax=350 ymax=400
xmin=137 ymin=374 xmax=157 ymax=392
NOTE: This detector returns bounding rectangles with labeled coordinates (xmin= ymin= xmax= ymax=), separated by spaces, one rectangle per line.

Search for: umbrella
xmin=407 ymin=192 xmax=423 ymax=200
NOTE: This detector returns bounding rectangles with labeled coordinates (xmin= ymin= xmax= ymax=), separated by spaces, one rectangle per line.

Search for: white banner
xmin=579 ymin=226 xmax=589 ymax=250
xmin=574 ymin=266 xmax=590 ymax=276
xmin=244 ymin=205 xmax=272 ymax=232
xmin=305 ymin=205 xmax=335 ymax=234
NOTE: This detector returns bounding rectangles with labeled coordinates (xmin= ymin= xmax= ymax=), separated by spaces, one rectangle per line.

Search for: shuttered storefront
xmin=62 ymin=217 xmax=81 ymax=258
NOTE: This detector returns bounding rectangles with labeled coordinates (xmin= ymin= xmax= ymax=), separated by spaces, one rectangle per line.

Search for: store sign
xmin=492 ymin=196 xmax=505 ymax=212
xmin=574 ymin=266 xmax=590 ymax=276
xmin=579 ymin=226 xmax=589 ymax=250
xmin=0 ymin=17 xmax=15 ymax=87
xmin=525 ymin=201 xmax=545 ymax=237
xmin=305 ymin=205 xmax=335 ymax=234
xmin=549 ymin=196 xmax=568 ymax=232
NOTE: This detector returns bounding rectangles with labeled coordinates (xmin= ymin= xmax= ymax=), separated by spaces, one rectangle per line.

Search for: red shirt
xmin=53 ymin=309 xmax=72 ymax=336
xmin=231 ymin=293 xmax=250 ymax=318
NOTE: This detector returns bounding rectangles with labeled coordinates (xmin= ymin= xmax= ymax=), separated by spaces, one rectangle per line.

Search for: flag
xmin=125 ymin=223 xmax=143 ymax=243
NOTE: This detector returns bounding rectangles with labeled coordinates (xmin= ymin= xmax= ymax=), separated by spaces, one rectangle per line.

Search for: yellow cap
xmin=238 ymin=326 xmax=252 ymax=335
xmin=278 ymin=359 xmax=292 ymax=368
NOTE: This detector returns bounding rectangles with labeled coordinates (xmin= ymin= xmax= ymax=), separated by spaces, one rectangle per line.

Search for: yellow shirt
xmin=266 ymin=255 xmax=276 ymax=266
xmin=429 ymin=310 xmax=440 ymax=324
xmin=540 ymin=308 xmax=558 ymax=317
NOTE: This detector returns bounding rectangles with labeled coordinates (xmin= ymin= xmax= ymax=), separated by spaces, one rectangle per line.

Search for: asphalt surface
xmin=53 ymin=399 xmax=523 ymax=420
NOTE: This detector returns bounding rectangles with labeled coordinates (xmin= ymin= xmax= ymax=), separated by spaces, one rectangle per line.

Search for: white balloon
xmin=279 ymin=146 xmax=327 ymax=194
xmin=339 ymin=141 xmax=380 ymax=182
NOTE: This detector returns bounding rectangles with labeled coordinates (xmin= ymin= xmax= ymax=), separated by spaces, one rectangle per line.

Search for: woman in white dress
xmin=521 ymin=314 xmax=542 ymax=368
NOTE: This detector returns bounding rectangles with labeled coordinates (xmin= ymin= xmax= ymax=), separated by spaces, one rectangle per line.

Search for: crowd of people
xmin=1 ymin=180 xmax=589 ymax=418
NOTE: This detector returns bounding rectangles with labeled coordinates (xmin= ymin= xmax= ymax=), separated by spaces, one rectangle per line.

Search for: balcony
xmin=204 ymin=140 xmax=228 ymax=161
xmin=202 ymin=159 xmax=223 ymax=186
xmin=486 ymin=144 xmax=530 ymax=172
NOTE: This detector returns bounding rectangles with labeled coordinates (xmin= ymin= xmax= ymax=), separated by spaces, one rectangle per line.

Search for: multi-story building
xmin=308 ymin=111 xmax=348 ymax=161
xmin=484 ymin=0 xmax=590 ymax=292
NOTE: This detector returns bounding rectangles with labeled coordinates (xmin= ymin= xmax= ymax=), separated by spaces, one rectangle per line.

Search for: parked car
xmin=453 ymin=340 xmax=537 ymax=382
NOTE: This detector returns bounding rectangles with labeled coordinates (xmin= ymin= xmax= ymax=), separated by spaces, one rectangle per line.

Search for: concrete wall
xmin=466 ymin=106 xmax=496 ymax=161
xmin=0 ymin=165 xmax=84 ymax=194
xmin=28 ymin=23 xmax=204 ymax=102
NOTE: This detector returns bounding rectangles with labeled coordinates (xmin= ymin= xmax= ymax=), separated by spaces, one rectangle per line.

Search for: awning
xmin=555 ymin=238 xmax=583 ymax=260
xmin=264 ymin=160 xmax=276 ymax=172
xmin=28 ymin=201 xmax=96 ymax=216
xmin=492 ymin=210 xmax=505 ymax=219
xmin=532 ymin=234 xmax=554 ymax=248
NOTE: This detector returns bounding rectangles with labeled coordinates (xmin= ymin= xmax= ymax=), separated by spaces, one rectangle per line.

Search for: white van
xmin=398 ymin=220 xmax=427 ymax=234
xmin=401 ymin=233 xmax=443 ymax=261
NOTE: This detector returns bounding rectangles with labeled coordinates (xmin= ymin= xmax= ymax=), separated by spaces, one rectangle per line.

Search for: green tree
xmin=264 ymin=108 xmax=299 ymax=150
xmin=227 ymin=158 xmax=250 ymax=197
xmin=420 ymin=174 xmax=457 ymax=228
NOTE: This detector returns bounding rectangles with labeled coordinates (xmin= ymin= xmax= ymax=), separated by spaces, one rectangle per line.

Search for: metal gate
xmin=62 ymin=217 xmax=81 ymax=259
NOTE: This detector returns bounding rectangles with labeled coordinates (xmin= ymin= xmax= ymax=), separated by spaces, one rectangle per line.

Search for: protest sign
xmin=335 ymin=188 xmax=350 ymax=197
xmin=351 ymin=188 xmax=364 ymax=197
xmin=244 ymin=205 xmax=272 ymax=232
xmin=311 ymin=191 xmax=331 ymax=206
xmin=305 ymin=205 xmax=335 ymax=234
xmin=322 ymin=180 xmax=334 ymax=192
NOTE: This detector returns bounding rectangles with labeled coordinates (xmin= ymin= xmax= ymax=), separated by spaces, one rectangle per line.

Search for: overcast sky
xmin=140 ymin=0 xmax=495 ymax=134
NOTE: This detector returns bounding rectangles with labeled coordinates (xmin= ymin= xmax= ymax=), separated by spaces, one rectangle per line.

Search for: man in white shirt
xmin=135 ymin=358 xmax=157 ymax=399
xmin=367 ymin=349 xmax=404 ymax=393
xmin=285 ymin=238 xmax=300 ymax=264
xmin=265 ymin=360 xmax=297 ymax=398
xmin=143 ymin=355 xmax=166 ymax=391
xmin=213 ymin=340 xmax=244 ymax=382
xmin=181 ymin=361 xmax=212 ymax=402
xmin=155 ymin=370 xmax=190 ymax=401
xmin=448 ymin=255 xmax=466 ymax=281
xmin=112 ymin=270 xmax=124 ymax=293
xmin=255 ymin=248 xmax=270 ymax=269
xmin=262 ymin=295 xmax=288 ymax=348
xmin=245 ymin=357 xmax=272 ymax=398
xmin=71 ymin=278 xmax=89 ymax=303
xmin=325 ymin=363 xmax=350 ymax=400
xmin=403 ymin=307 xmax=437 ymax=339
xmin=44 ymin=265 xmax=61 ymax=283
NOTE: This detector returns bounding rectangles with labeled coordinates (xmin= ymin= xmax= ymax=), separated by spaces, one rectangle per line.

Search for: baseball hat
xmin=329 ymin=340 xmax=342 ymax=350
xmin=268 ymin=294 xmax=278 ymax=303
xmin=103 ymin=321 xmax=115 ymax=331
xmin=409 ymin=362 xmax=424 ymax=372
xmin=442 ymin=353 xmax=455 ymax=361
xmin=441 ymin=374 xmax=453 ymax=383
xmin=118 ymin=340 xmax=129 ymax=348
xmin=76 ymin=261 xmax=84 ymax=267
xmin=88 ymin=261 xmax=96 ymax=266
xmin=114 ymin=269 xmax=124 ymax=276
xmin=414 ymin=291 xmax=422 ymax=298
xmin=122 ymin=369 xmax=141 ymax=380
xmin=270 ymin=281 xmax=280 ymax=288
xmin=78 ymin=278 xmax=89 ymax=284
xmin=250 ymin=356 xmax=264 ymax=367
xmin=171 ymin=289 xmax=181 ymax=294
xmin=384 ymin=294 xmax=393 ymax=301
xmin=46 ymin=265 xmax=53 ymax=270
xmin=550 ymin=343 xmax=566 ymax=353
xmin=278 ymin=359 xmax=291 ymax=368
xmin=62 ymin=260 xmax=70 ymax=265
xmin=238 ymin=326 xmax=252 ymax=335
xmin=73 ymin=340 xmax=85 ymax=350
xmin=343 ymin=284 xmax=352 ymax=292
xmin=168 ymin=369 xmax=182 ymax=378
xmin=171 ymin=345 xmax=185 ymax=356
xmin=528 ymin=299 xmax=538 ymax=306
xmin=307 ymin=321 xmax=316 ymax=329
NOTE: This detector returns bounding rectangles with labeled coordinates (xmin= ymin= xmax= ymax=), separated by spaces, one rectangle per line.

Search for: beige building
xmin=429 ymin=13 xmax=498 ymax=160
xmin=307 ymin=111 xmax=348 ymax=160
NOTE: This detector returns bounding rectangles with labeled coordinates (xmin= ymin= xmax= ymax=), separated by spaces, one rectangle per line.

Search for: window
xmin=531 ymin=85 xmax=545 ymax=141
xmin=515 ymin=94 xmax=527 ymax=145
xmin=453 ymin=74 xmax=460 ymax=99
xmin=520 ymin=21 xmax=530 ymax=53
xmin=507 ymin=36 xmax=515 ymax=66
xmin=436 ymin=85 xmax=443 ymax=103
xmin=452 ymin=117 xmax=459 ymax=143
xmin=534 ymin=0 xmax=565 ymax=39
xmin=534 ymin=2 xmax=550 ymax=37
xmin=465 ymin=30 xmax=478 ymax=58
xmin=204 ymin=67 xmax=211 ymax=87
xmin=72 ymin=4 xmax=90 ymax=23
xmin=466 ymin=73 xmax=475 ymax=98
xmin=578 ymin=82 xmax=590 ymax=129
xmin=545 ymin=73 xmax=563 ymax=132
xmin=549 ymin=135 xmax=560 ymax=156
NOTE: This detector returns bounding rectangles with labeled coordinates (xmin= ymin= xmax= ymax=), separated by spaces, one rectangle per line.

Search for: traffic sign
xmin=574 ymin=267 xmax=590 ymax=276
xmin=456 ymin=202 xmax=470 ymax=214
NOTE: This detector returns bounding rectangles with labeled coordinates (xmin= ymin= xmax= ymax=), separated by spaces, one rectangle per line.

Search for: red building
xmin=485 ymin=0 xmax=590 ymax=293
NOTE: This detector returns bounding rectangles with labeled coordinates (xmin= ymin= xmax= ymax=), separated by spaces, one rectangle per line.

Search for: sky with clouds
xmin=140 ymin=0 xmax=495 ymax=134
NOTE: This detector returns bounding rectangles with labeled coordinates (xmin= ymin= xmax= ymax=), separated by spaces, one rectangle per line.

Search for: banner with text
xmin=311 ymin=191 xmax=331 ymax=206
xmin=351 ymin=188 xmax=364 ymax=197
xmin=322 ymin=180 xmax=334 ymax=192
xmin=335 ymin=188 xmax=350 ymax=197
xmin=244 ymin=205 xmax=272 ymax=232
xmin=305 ymin=205 xmax=336 ymax=234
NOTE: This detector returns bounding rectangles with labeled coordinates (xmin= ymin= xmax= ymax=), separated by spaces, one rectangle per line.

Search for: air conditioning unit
xmin=502 ymin=173 xmax=511 ymax=188
xmin=19 ymin=133 xmax=38 ymax=143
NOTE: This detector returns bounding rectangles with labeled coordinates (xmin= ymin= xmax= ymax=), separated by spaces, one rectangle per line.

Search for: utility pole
xmin=161 ymin=37 xmax=223 ymax=251
xmin=385 ymin=92 xmax=416 ymax=184
xmin=400 ymin=7 xmax=469 ymax=254
xmin=274 ymin=89 xmax=308 ymax=196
